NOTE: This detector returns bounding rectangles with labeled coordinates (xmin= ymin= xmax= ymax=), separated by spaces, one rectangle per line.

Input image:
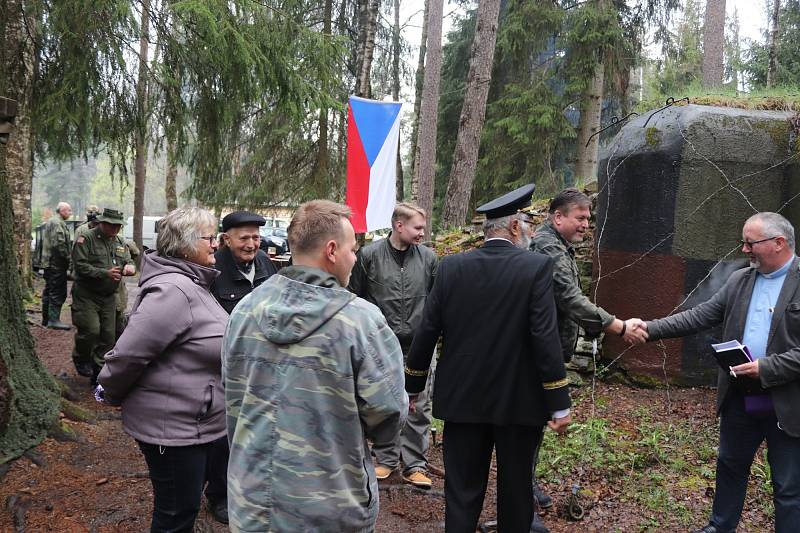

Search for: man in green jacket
xmin=223 ymin=200 xmax=407 ymax=533
xmin=41 ymin=201 xmax=73 ymax=330
xmin=71 ymin=208 xmax=135 ymax=386
xmin=348 ymin=202 xmax=438 ymax=488
xmin=529 ymin=188 xmax=644 ymax=509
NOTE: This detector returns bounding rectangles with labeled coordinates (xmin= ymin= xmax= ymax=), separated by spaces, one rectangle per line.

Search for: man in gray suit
xmin=631 ymin=212 xmax=800 ymax=533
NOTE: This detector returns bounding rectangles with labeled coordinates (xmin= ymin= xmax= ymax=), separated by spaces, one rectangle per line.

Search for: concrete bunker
xmin=595 ymin=104 xmax=800 ymax=385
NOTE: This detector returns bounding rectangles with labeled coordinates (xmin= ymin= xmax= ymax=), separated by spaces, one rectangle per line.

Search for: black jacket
xmin=348 ymin=236 xmax=437 ymax=354
xmin=211 ymin=247 xmax=277 ymax=314
xmin=405 ymin=239 xmax=570 ymax=426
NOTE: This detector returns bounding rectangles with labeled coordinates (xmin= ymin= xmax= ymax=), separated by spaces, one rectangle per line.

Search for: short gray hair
xmin=156 ymin=207 xmax=217 ymax=258
xmin=56 ymin=202 xmax=71 ymax=215
xmin=483 ymin=212 xmax=526 ymax=237
xmin=747 ymin=212 xmax=795 ymax=251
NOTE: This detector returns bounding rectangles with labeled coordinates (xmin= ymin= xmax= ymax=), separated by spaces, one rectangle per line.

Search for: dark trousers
xmin=138 ymin=436 xmax=229 ymax=533
xmin=43 ymin=267 xmax=68 ymax=314
xmin=71 ymin=284 xmax=117 ymax=367
xmin=710 ymin=394 xmax=800 ymax=533
xmin=443 ymin=421 xmax=541 ymax=533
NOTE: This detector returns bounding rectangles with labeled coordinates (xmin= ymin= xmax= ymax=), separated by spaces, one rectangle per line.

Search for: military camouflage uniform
xmin=530 ymin=220 xmax=615 ymax=363
xmin=223 ymin=265 xmax=408 ymax=533
xmin=71 ymin=225 xmax=132 ymax=374
xmin=41 ymin=214 xmax=72 ymax=325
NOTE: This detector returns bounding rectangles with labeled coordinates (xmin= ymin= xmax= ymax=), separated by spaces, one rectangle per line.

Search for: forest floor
xmin=0 ymin=281 xmax=775 ymax=532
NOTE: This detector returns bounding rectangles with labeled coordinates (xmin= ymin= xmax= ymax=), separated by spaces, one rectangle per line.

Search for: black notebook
xmin=710 ymin=340 xmax=763 ymax=393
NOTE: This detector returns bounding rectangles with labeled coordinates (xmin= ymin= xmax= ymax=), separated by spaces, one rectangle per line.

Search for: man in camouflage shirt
xmin=41 ymin=201 xmax=73 ymax=330
xmin=529 ymin=188 xmax=644 ymax=509
xmin=71 ymin=208 xmax=135 ymax=386
xmin=223 ymin=200 xmax=407 ymax=532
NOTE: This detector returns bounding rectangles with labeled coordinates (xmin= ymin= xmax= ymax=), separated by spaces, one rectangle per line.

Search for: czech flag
xmin=346 ymin=96 xmax=402 ymax=233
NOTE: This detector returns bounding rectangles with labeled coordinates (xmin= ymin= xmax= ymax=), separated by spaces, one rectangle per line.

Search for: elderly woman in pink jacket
xmin=98 ymin=207 xmax=230 ymax=533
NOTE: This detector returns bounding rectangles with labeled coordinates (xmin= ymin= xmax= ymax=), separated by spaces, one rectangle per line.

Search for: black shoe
xmin=89 ymin=364 xmax=101 ymax=389
xmin=73 ymin=360 xmax=93 ymax=378
xmin=530 ymin=512 xmax=549 ymax=533
xmin=207 ymin=499 xmax=229 ymax=524
xmin=532 ymin=482 xmax=552 ymax=509
xmin=691 ymin=526 xmax=718 ymax=533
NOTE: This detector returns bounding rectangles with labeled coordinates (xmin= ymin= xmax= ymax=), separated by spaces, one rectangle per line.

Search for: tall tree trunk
xmin=410 ymin=0 xmax=429 ymax=202
xmin=702 ymin=0 xmax=726 ymax=88
xmin=165 ymin=139 xmax=178 ymax=212
xmin=4 ymin=0 xmax=35 ymax=292
xmin=0 ymin=98 xmax=60 ymax=464
xmin=440 ymin=0 xmax=503 ymax=229
xmin=133 ymin=0 xmax=150 ymax=254
xmin=356 ymin=0 xmax=379 ymax=97
xmin=767 ymin=0 xmax=781 ymax=88
xmin=393 ymin=0 xmax=403 ymax=201
xmin=311 ymin=0 xmax=332 ymax=197
xmin=414 ymin=0 xmax=444 ymax=236
xmin=574 ymin=61 xmax=605 ymax=183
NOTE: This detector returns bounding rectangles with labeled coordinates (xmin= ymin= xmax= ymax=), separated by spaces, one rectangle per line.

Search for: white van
xmin=123 ymin=216 xmax=163 ymax=250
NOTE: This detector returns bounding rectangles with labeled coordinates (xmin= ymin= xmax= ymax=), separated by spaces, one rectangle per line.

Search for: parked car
xmin=259 ymin=226 xmax=289 ymax=256
xmin=123 ymin=216 xmax=163 ymax=251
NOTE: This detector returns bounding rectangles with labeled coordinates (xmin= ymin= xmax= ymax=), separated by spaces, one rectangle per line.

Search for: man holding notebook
xmin=631 ymin=212 xmax=800 ymax=533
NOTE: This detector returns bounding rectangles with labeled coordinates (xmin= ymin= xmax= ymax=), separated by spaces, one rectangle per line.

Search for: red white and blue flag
xmin=346 ymin=96 xmax=402 ymax=233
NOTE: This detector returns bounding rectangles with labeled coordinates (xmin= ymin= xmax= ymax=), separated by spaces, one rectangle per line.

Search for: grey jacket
xmin=647 ymin=257 xmax=800 ymax=437
xmin=530 ymin=220 xmax=614 ymax=362
xmin=348 ymin=236 xmax=437 ymax=354
xmin=223 ymin=266 xmax=407 ymax=533
xmin=98 ymin=250 xmax=229 ymax=446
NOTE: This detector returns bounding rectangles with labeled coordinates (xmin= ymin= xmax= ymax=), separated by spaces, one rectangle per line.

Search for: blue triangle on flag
xmin=349 ymin=96 xmax=402 ymax=166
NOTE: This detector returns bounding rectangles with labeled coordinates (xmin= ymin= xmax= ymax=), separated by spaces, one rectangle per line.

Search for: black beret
xmin=222 ymin=211 xmax=266 ymax=232
xmin=476 ymin=184 xmax=536 ymax=219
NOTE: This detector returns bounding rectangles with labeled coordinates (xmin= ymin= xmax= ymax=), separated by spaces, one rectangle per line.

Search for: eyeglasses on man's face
xmin=739 ymin=236 xmax=779 ymax=249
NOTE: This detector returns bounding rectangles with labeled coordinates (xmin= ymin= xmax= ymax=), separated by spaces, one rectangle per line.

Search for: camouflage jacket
xmin=530 ymin=220 xmax=614 ymax=362
xmin=222 ymin=265 xmax=408 ymax=533
xmin=42 ymin=215 xmax=72 ymax=269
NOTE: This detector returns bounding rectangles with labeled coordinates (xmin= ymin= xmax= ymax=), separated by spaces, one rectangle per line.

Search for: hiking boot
xmin=402 ymin=470 xmax=432 ymax=489
xmin=46 ymin=305 xmax=71 ymax=330
xmin=530 ymin=512 xmax=550 ymax=533
xmin=73 ymin=360 xmax=94 ymax=378
xmin=375 ymin=464 xmax=394 ymax=480
xmin=207 ymin=499 xmax=229 ymax=525
xmin=533 ymin=482 xmax=553 ymax=509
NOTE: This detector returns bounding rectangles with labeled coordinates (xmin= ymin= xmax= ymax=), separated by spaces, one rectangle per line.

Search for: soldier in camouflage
xmin=71 ymin=208 xmax=135 ymax=386
xmin=528 ymin=188 xmax=645 ymax=510
xmin=223 ymin=200 xmax=407 ymax=533
xmin=41 ymin=201 xmax=73 ymax=330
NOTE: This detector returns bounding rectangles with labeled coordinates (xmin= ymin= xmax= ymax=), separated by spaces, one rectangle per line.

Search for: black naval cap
xmin=221 ymin=211 xmax=266 ymax=232
xmin=475 ymin=183 xmax=536 ymax=219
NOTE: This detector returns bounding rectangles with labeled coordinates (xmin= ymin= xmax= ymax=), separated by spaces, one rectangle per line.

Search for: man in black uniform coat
xmin=211 ymin=211 xmax=278 ymax=314
xmin=405 ymin=184 xmax=571 ymax=533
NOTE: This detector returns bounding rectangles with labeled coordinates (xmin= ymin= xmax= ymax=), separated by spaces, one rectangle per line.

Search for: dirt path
xmin=0 ymin=285 xmax=775 ymax=532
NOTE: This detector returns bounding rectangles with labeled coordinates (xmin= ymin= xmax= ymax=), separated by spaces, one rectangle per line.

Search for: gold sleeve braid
xmin=542 ymin=377 xmax=569 ymax=390
xmin=404 ymin=366 xmax=428 ymax=377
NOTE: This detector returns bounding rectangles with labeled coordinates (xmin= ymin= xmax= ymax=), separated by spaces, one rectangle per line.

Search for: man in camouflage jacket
xmin=222 ymin=200 xmax=407 ymax=533
xmin=41 ymin=201 xmax=73 ymax=329
xmin=529 ymin=188 xmax=642 ymax=510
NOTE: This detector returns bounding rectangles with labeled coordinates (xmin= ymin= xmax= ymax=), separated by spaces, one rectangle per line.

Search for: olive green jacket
xmin=530 ymin=220 xmax=614 ymax=362
xmin=72 ymin=226 xmax=132 ymax=296
xmin=42 ymin=215 xmax=72 ymax=269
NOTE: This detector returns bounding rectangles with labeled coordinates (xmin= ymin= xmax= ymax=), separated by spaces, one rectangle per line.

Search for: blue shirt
xmin=742 ymin=256 xmax=795 ymax=359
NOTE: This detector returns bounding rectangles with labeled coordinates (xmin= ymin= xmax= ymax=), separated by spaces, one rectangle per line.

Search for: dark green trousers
xmin=71 ymin=283 xmax=117 ymax=368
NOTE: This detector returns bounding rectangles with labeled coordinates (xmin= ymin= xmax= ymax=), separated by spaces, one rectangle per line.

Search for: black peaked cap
xmin=475 ymin=184 xmax=536 ymax=219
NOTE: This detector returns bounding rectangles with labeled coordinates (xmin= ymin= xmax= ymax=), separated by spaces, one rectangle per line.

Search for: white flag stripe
xmin=365 ymin=111 xmax=401 ymax=232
